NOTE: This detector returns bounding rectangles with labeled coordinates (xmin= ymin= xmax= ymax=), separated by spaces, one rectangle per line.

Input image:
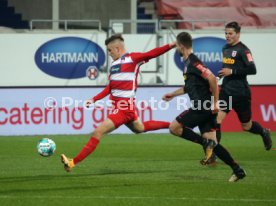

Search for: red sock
xmin=143 ymin=120 xmax=170 ymax=132
xmin=73 ymin=137 xmax=99 ymax=165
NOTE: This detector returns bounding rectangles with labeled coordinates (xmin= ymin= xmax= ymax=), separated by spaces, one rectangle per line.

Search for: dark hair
xmin=105 ymin=33 xmax=124 ymax=45
xmin=176 ymin=32 xmax=192 ymax=48
xmin=225 ymin=21 xmax=241 ymax=33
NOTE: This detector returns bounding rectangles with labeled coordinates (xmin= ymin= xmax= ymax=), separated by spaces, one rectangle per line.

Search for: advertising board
xmin=0 ymin=86 xmax=275 ymax=135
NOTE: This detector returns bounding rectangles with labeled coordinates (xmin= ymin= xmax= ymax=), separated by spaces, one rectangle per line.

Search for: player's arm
xmin=233 ymin=50 xmax=256 ymax=75
xmin=162 ymin=87 xmax=185 ymax=102
xmin=219 ymin=50 xmax=256 ymax=77
xmin=206 ymin=73 xmax=219 ymax=114
xmin=195 ymin=62 xmax=219 ymax=113
xmin=132 ymin=42 xmax=176 ymax=63
xmin=85 ymin=84 xmax=110 ymax=108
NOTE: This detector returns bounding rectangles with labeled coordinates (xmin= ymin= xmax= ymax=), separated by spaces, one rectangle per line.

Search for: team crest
xmin=121 ymin=56 xmax=126 ymax=63
xmin=232 ymin=51 xmax=237 ymax=57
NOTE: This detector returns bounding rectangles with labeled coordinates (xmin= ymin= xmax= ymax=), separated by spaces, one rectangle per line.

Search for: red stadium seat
xmin=155 ymin=0 xmax=276 ymax=29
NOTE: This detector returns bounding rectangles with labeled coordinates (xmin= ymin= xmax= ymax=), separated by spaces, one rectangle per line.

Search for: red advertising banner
xmin=222 ymin=86 xmax=276 ymax=131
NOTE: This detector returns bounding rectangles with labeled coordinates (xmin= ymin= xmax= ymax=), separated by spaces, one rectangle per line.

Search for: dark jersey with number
xmin=183 ymin=53 xmax=212 ymax=109
xmin=221 ymin=42 xmax=256 ymax=96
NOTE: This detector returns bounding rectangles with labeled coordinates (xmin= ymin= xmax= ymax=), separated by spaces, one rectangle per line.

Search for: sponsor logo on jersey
xmin=174 ymin=37 xmax=225 ymax=76
xmin=35 ymin=37 xmax=105 ymax=79
xmin=110 ymin=64 xmax=121 ymax=74
xmin=223 ymin=57 xmax=235 ymax=64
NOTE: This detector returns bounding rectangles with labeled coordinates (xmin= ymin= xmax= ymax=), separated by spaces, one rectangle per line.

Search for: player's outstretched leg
xmin=126 ymin=120 xmax=170 ymax=134
xmin=60 ymin=137 xmax=99 ymax=172
xmin=143 ymin=120 xmax=170 ymax=132
xmin=60 ymin=118 xmax=115 ymax=172
xmin=61 ymin=154 xmax=75 ymax=172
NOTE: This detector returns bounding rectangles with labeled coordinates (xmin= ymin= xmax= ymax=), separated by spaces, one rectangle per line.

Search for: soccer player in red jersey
xmin=61 ymin=34 xmax=176 ymax=172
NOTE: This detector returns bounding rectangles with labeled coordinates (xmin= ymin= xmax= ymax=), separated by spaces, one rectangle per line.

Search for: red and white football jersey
xmin=92 ymin=44 xmax=172 ymax=106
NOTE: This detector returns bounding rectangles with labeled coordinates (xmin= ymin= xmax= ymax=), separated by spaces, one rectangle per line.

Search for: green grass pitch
xmin=0 ymin=132 xmax=275 ymax=206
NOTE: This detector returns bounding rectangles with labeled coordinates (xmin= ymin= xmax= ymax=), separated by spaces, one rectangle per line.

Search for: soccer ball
xmin=37 ymin=138 xmax=56 ymax=157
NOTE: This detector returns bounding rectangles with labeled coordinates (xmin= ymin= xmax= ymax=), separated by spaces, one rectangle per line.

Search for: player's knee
xmin=131 ymin=124 xmax=145 ymax=134
xmin=91 ymin=129 xmax=104 ymax=139
xmin=242 ymin=124 xmax=251 ymax=131
xmin=241 ymin=121 xmax=252 ymax=131
xmin=134 ymin=128 xmax=144 ymax=134
xmin=169 ymin=123 xmax=180 ymax=136
xmin=216 ymin=111 xmax=227 ymax=124
xmin=216 ymin=119 xmax=222 ymax=124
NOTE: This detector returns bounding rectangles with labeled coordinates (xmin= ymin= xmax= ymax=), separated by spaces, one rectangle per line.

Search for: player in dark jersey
xmin=215 ymin=22 xmax=272 ymax=152
xmin=163 ymin=32 xmax=246 ymax=182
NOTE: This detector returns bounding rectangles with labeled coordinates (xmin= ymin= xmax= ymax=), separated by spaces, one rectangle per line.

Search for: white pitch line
xmin=0 ymin=195 xmax=275 ymax=202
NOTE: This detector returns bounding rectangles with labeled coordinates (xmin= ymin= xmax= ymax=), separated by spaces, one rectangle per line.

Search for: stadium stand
xmin=155 ymin=0 xmax=276 ymax=29
xmin=137 ymin=0 xmax=156 ymax=33
xmin=0 ymin=0 xmax=28 ymax=29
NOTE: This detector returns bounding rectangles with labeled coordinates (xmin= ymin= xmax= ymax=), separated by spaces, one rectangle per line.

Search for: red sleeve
xmin=131 ymin=44 xmax=172 ymax=63
xmin=194 ymin=63 xmax=212 ymax=79
xmin=92 ymin=84 xmax=110 ymax=102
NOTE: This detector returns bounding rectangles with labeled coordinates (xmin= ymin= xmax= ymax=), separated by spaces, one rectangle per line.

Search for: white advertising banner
xmin=1 ymin=31 xmax=276 ymax=86
xmin=162 ymin=31 xmax=276 ymax=85
xmin=0 ymin=33 xmax=108 ymax=86
xmin=0 ymin=87 xmax=189 ymax=135
xmin=0 ymin=32 xmax=157 ymax=86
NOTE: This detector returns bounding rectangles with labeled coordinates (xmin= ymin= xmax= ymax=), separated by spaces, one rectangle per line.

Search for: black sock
xmin=248 ymin=121 xmax=264 ymax=135
xmin=216 ymin=123 xmax=221 ymax=143
xmin=181 ymin=127 xmax=204 ymax=145
xmin=214 ymin=144 xmax=239 ymax=171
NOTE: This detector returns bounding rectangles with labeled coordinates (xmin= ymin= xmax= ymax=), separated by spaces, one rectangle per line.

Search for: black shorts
xmin=176 ymin=109 xmax=217 ymax=134
xmin=219 ymin=90 xmax=251 ymax=123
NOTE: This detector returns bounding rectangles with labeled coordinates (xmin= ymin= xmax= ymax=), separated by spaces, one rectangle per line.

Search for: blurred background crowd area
xmin=1 ymin=0 xmax=276 ymax=32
